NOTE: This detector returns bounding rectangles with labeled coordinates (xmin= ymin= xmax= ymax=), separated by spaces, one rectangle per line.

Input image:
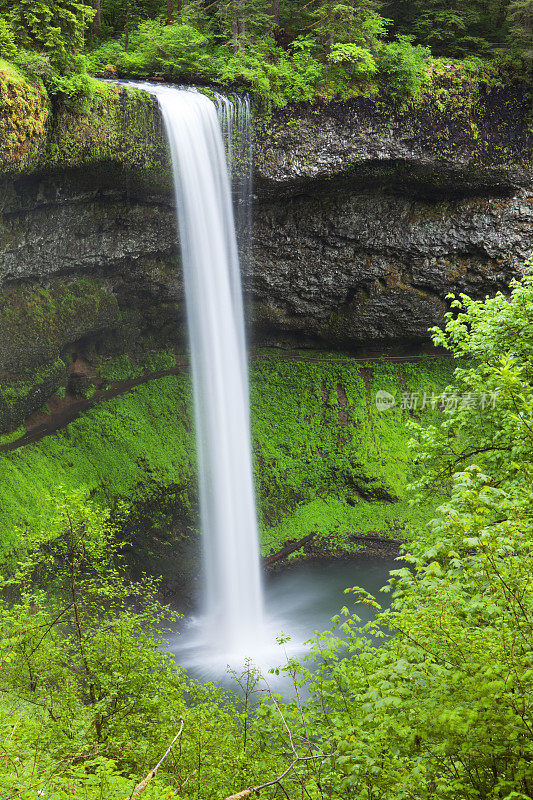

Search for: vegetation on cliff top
xmin=0 ymin=0 xmax=530 ymax=114
xmin=0 ymin=0 xmax=528 ymax=178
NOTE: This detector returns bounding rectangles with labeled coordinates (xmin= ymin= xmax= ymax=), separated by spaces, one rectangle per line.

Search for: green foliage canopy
xmin=0 ymin=0 xmax=94 ymax=63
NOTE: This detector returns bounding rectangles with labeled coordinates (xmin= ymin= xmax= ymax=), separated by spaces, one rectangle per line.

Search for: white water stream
xmin=135 ymin=84 xmax=264 ymax=661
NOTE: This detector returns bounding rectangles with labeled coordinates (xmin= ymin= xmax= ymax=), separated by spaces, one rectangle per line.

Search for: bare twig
xmin=131 ymin=719 xmax=184 ymax=797
xmin=223 ymin=755 xmax=327 ymax=800
xmin=224 ymin=675 xmax=327 ymax=800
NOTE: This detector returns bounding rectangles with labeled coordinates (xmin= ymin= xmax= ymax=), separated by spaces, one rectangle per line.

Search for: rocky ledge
xmin=0 ymin=66 xmax=531 ymax=431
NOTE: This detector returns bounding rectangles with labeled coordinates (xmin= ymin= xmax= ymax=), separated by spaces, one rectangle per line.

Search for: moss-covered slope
xmin=0 ymin=60 xmax=49 ymax=171
xmin=0 ymin=354 xmax=453 ymax=558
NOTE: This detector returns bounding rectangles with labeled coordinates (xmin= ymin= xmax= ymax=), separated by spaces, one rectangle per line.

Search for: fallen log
xmin=262 ymin=531 xmax=400 ymax=567
xmin=262 ymin=533 xmax=316 ymax=565
xmin=131 ymin=719 xmax=184 ymax=796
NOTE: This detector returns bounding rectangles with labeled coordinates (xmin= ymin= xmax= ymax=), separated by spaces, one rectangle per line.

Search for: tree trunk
xmin=124 ymin=1 xmax=130 ymax=51
xmin=94 ymin=0 xmax=102 ymax=34
xmin=166 ymin=0 xmax=174 ymax=23
xmin=81 ymin=0 xmax=85 ymax=48
xmin=231 ymin=0 xmax=245 ymax=52
xmin=271 ymin=0 xmax=279 ymax=27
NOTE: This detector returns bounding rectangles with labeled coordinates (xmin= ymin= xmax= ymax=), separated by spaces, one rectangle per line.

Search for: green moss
xmin=43 ymin=81 xmax=169 ymax=177
xmin=0 ymin=277 xmax=121 ymax=433
xmin=0 ymin=425 xmax=25 ymax=447
xmin=0 ymin=60 xmax=169 ymax=178
xmin=252 ymin=354 xmax=454 ymax=554
xmin=251 ymin=354 xmax=453 ymax=513
xmin=0 ymin=374 xmax=195 ymax=554
xmin=0 ymin=357 xmax=66 ymax=433
xmin=0 ymin=354 xmax=452 ymax=557
xmin=0 ymin=58 xmax=49 ymax=171
xmin=0 ymin=278 xmax=120 ymax=376
xmin=261 ymin=496 xmax=437 ymax=558
xmin=97 ymin=349 xmax=177 ymax=384
xmin=98 ymin=354 xmax=135 ymax=383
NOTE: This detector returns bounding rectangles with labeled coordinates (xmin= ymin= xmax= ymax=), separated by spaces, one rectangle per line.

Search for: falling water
xmin=133 ymin=84 xmax=263 ymax=658
xmin=214 ymin=93 xmax=253 ymax=276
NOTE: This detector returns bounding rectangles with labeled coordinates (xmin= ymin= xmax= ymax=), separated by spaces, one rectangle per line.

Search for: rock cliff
xmin=0 ymin=68 xmax=531 ymax=431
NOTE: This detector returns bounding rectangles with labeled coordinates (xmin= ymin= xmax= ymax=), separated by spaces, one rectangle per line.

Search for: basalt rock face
xmin=250 ymin=84 xmax=532 ymax=348
xmin=0 ymin=79 xmax=531 ymax=430
xmin=251 ymin=189 xmax=532 ymax=349
xmin=254 ymin=88 xmax=532 ymax=195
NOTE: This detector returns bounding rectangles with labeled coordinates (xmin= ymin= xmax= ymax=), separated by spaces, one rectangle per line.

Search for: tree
xmin=291 ymin=266 xmax=533 ymax=799
xmin=217 ymin=0 xmax=270 ymax=52
xmin=313 ymin=0 xmax=389 ymax=54
xmin=410 ymin=269 xmax=533 ymax=511
xmin=0 ymin=491 xmax=289 ymax=798
xmin=1 ymin=0 xmax=94 ymax=60
xmin=0 ymin=16 xmax=16 ymax=59
xmin=94 ymin=0 xmax=102 ymax=34
xmin=271 ymin=0 xmax=280 ymax=28
xmin=507 ymin=0 xmax=533 ymax=50
xmin=409 ymin=0 xmax=492 ymax=55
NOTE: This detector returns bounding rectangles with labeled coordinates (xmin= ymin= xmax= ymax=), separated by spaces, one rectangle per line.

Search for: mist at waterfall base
xmin=170 ymin=557 xmax=397 ymax=688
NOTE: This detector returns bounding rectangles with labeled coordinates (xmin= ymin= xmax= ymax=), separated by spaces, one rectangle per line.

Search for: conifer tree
xmin=1 ymin=0 xmax=94 ymax=58
xmin=409 ymin=0 xmax=491 ymax=55
xmin=217 ymin=0 xmax=270 ymax=52
xmin=507 ymin=0 xmax=532 ymax=50
xmin=313 ymin=0 xmax=388 ymax=53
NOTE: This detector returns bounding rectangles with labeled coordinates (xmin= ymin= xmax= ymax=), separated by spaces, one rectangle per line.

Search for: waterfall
xmin=214 ymin=93 xmax=253 ymax=278
xmin=136 ymin=84 xmax=263 ymax=657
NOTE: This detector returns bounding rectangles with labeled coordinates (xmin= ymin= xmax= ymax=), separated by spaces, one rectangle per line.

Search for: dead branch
xmin=223 ymin=754 xmax=327 ymax=799
xmin=131 ymin=718 xmax=184 ymax=797
xmin=225 ymin=791 xmax=254 ymax=800
xmin=223 ymin=674 xmax=329 ymax=800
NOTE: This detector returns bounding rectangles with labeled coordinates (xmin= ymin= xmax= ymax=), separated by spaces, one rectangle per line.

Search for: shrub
xmin=147 ymin=21 xmax=215 ymax=80
xmin=12 ymin=48 xmax=55 ymax=84
xmin=0 ymin=492 xmax=293 ymax=799
xmin=0 ymin=16 xmax=15 ymax=60
xmin=376 ymin=35 xmax=431 ymax=99
xmin=88 ymin=20 xmax=216 ymax=81
xmin=45 ymin=69 xmax=95 ymax=113
xmin=86 ymin=38 xmax=127 ymax=74
xmin=327 ymin=43 xmax=377 ymax=97
xmin=298 ymin=470 xmax=533 ymax=799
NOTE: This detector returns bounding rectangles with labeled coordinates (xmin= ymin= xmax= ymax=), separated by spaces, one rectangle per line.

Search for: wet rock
xmin=0 ymin=84 xmax=530 ymax=428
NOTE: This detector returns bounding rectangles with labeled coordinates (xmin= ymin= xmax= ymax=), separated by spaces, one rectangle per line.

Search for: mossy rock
xmin=43 ymin=80 xmax=170 ymax=179
xmin=0 ymin=356 xmax=66 ymax=433
xmin=0 ymin=59 xmax=49 ymax=171
xmin=0 ymin=277 xmax=122 ymax=433
xmin=0 ymin=277 xmax=120 ymax=373
xmin=0 ymin=65 xmax=170 ymax=182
